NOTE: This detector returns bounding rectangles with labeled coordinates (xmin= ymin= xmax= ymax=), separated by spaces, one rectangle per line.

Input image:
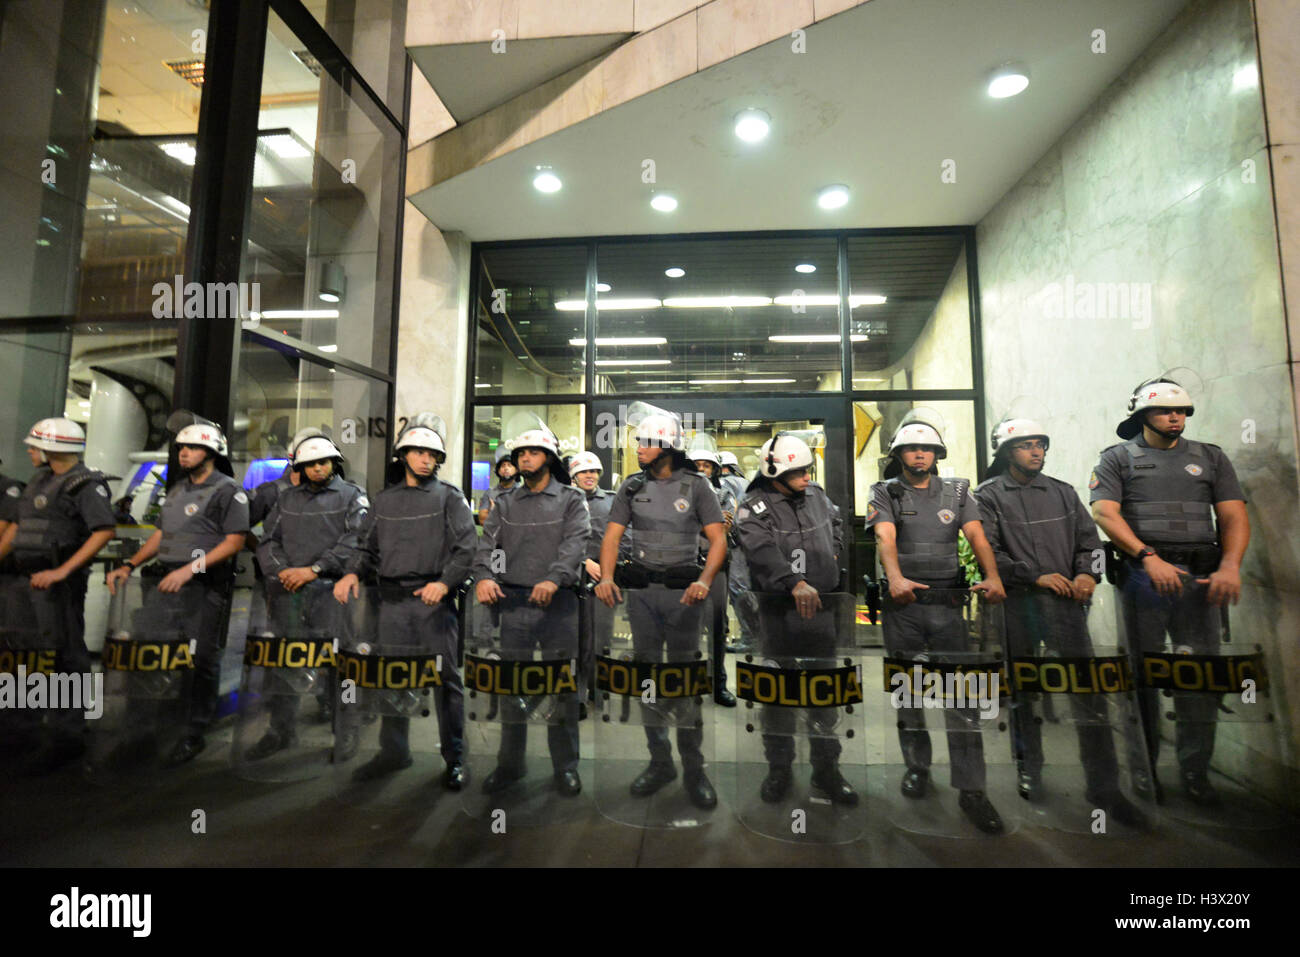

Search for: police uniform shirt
xmin=257 ymin=475 xmax=369 ymax=578
xmin=250 ymin=470 xmax=294 ymax=529
xmin=721 ymin=473 xmax=748 ymax=505
xmin=735 ymin=482 xmax=843 ymax=593
xmin=866 ymin=476 xmax=980 ymax=584
xmin=477 ymin=482 xmax=516 ymax=516
xmin=1088 ymin=436 xmax=1245 ymax=546
xmin=473 ymin=479 xmax=590 ymax=587
xmin=347 ymin=476 xmax=476 ymax=586
xmin=584 ymin=487 xmax=613 ymax=561
xmin=975 ymin=472 xmax=1102 ymax=587
xmin=0 ymin=474 xmax=26 ymax=524
xmin=11 ymin=464 xmax=115 ymax=557
xmin=608 ymin=468 xmax=724 ymax=569
xmin=157 ymin=472 xmax=250 ymax=564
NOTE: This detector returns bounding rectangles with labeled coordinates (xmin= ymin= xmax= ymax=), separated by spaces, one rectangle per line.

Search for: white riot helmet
xmin=718 ymin=451 xmax=740 ymax=471
xmin=509 ymin=425 xmax=570 ymax=484
xmin=568 ymin=450 xmax=603 ymax=475
xmin=634 ymin=413 xmax=684 ymax=450
xmin=888 ymin=422 xmax=946 ymax=458
xmin=293 ymin=436 xmax=343 ymax=467
xmin=24 ymin=417 xmax=86 ymax=454
xmin=756 ymin=433 xmax=815 ymax=481
xmin=288 ymin=427 xmax=327 ymax=458
xmin=393 ymin=426 xmax=446 ymax=460
xmin=686 ymin=432 xmax=721 ymax=467
xmin=1118 ymin=378 xmax=1195 ymax=439
xmin=990 ymin=418 xmax=1049 ymax=456
xmin=174 ymin=422 xmax=229 ymax=458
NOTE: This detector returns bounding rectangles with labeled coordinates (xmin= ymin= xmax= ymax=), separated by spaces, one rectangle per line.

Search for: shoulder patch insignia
xmin=752 ymin=500 xmax=767 ymax=515
xmin=95 ymin=484 xmax=108 ymax=496
xmin=1088 ymin=471 xmax=1099 ymax=490
xmin=7 ymin=485 xmax=22 ymax=497
xmin=234 ymin=490 xmax=249 ymax=505
xmin=1184 ymin=463 xmax=1203 ymax=476
xmin=358 ymin=496 xmax=371 ymax=509
xmin=865 ymin=502 xmax=878 ymax=522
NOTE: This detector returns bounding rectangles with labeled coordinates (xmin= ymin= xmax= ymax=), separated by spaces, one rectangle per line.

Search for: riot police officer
xmin=474 ymin=427 xmax=589 ymax=795
xmin=719 ymin=450 xmax=758 ymax=654
xmin=249 ymin=427 xmax=327 ymax=533
xmin=251 ymin=436 xmax=368 ymax=760
xmin=736 ymin=432 xmax=857 ymax=804
xmin=106 ymin=418 xmax=248 ymax=767
xmin=0 ymin=455 xmax=23 ymax=540
xmin=0 ymin=419 xmax=116 ymax=772
xmin=333 ymin=414 xmax=476 ymax=789
xmin=867 ymin=415 xmax=1007 ymax=833
xmin=477 ymin=447 xmax=518 ymax=526
xmin=595 ymin=411 xmax=727 ymax=809
xmin=569 ymin=449 xmax=612 ymax=712
xmin=689 ymin=437 xmax=738 ymax=707
xmin=1090 ymin=378 xmax=1249 ymax=807
xmin=976 ymin=417 xmax=1146 ymax=827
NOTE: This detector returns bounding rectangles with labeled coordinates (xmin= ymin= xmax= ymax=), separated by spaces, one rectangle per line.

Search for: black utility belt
xmin=614 ymin=561 xmax=703 ymax=590
xmin=8 ymin=552 xmax=71 ymax=574
xmin=1132 ymin=544 xmax=1220 ymax=574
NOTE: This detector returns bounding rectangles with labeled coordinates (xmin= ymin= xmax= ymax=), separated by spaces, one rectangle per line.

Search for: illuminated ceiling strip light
xmin=772 ymin=294 xmax=887 ymax=306
xmin=662 ymin=296 xmax=772 ymax=308
xmin=554 ymin=298 xmax=662 ymax=311
xmin=250 ymin=309 xmax=340 ymax=319
xmin=594 ymin=359 xmax=672 ymax=366
xmin=769 ymin=334 xmax=868 ymax=343
xmin=567 ymin=337 xmax=668 ymax=346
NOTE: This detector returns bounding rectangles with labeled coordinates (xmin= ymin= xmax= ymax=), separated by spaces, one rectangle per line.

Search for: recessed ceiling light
xmin=733 ymin=108 xmax=771 ymax=143
xmin=651 ymin=194 xmax=678 ymax=212
xmin=987 ymin=64 xmax=1029 ymax=98
xmin=596 ymin=282 xmax=611 ymax=292
xmin=664 ymin=267 xmax=685 ymax=278
xmin=533 ymin=170 xmax=562 ymax=193
xmin=817 ymin=185 xmax=849 ymax=210
xmin=567 ymin=337 xmax=668 ymax=346
xmin=795 ymin=263 xmax=816 ymax=274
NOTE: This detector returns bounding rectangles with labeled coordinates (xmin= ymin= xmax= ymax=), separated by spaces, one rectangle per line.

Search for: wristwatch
xmin=310 ymin=563 xmax=323 ymax=575
xmin=1135 ymin=546 xmax=1157 ymax=561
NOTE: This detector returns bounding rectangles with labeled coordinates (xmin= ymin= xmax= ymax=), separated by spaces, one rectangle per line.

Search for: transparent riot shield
xmin=1003 ymin=590 xmax=1154 ymax=835
xmin=329 ymin=585 xmax=460 ymax=806
xmin=0 ymin=574 xmax=91 ymax=769
xmin=230 ymin=581 xmax=339 ymax=782
xmin=875 ymin=587 xmax=1021 ymax=837
xmin=462 ymin=586 xmax=586 ymax=826
xmin=734 ymin=592 xmax=867 ymax=844
xmin=87 ymin=577 xmax=199 ymax=782
xmin=593 ymin=585 xmax=717 ymax=828
xmin=1117 ymin=577 xmax=1282 ymax=829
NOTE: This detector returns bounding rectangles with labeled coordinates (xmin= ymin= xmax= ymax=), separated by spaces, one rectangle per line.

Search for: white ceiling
xmin=409 ymin=0 xmax=1191 ymax=240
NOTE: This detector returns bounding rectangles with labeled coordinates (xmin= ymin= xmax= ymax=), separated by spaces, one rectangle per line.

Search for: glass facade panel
xmin=241 ymin=9 xmax=401 ymax=370
xmin=300 ymin=0 xmax=406 ymax=113
xmin=595 ymin=236 xmax=842 ymax=394
xmin=847 ymin=234 xmax=971 ymax=391
xmin=469 ymin=403 xmax=587 ymax=509
xmin=473 ymin=246 xmax=587 ymax=397
xmin=234 ymin=333 xmax=389 ymax=492
xmin=852 ymin=398 xmax=979 ymax=517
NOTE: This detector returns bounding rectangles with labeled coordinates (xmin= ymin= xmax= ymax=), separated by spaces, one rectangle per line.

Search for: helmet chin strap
xmin=773 ymin=475 xmax=804 ymax=498
xmin=404 ymin=459 xmax=432 ymax=481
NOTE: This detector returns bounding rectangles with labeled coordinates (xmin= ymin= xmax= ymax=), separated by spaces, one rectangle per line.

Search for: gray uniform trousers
xmin=1003 ymin=589 xmax=1120 ymax=790
xmin=374 ymin=595 xmax=464 ymax=764
xmin=883 ymin=595 xmax=985 ymax=791
xmin=757 ymin=599 xmax=842 ymax=770
xmin=626 ymin=584 xmax=707 ymax=773
xmin=1 ymin=573 xmax=92 ymax=744
xmin=1121 ymin=563 xmax=1220 ymax=778
xmin=494 ymin=586 xmax=580 ymax=773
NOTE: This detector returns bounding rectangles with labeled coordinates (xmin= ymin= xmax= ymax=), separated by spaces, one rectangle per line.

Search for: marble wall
xmin=976 ymin=0 xmax=1298 ymax=807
